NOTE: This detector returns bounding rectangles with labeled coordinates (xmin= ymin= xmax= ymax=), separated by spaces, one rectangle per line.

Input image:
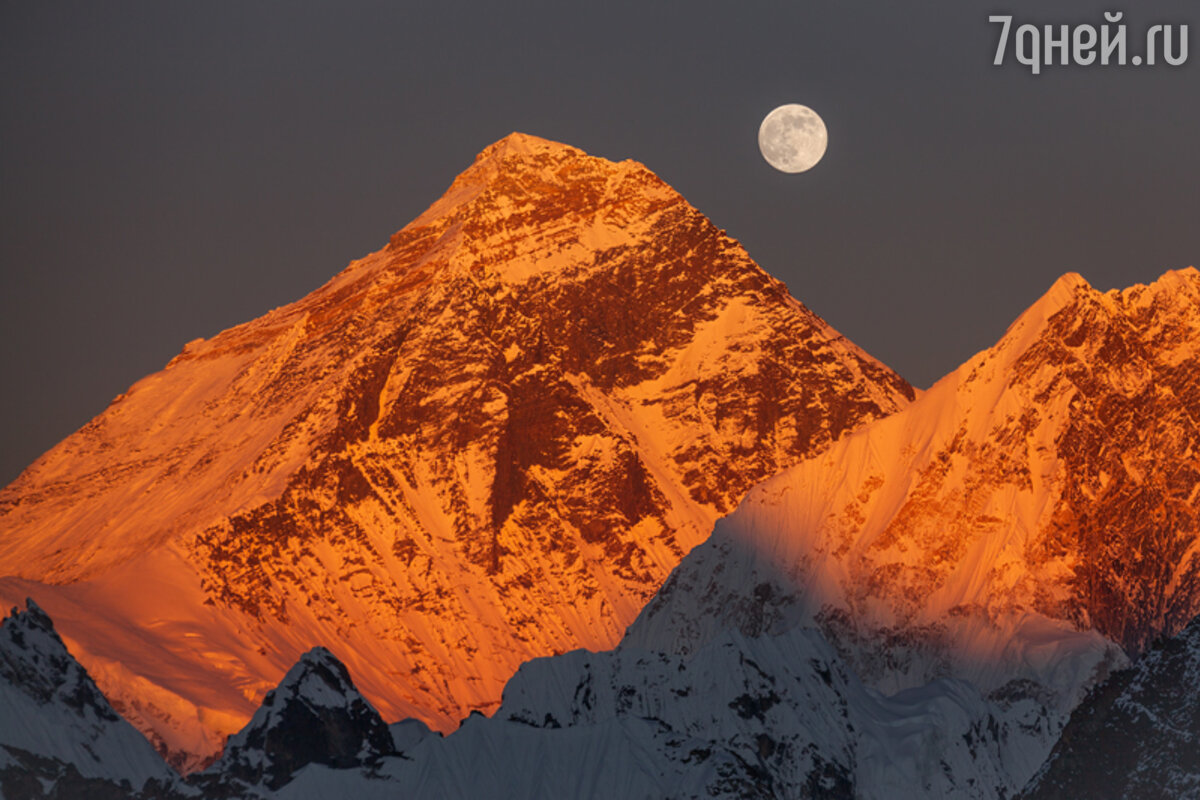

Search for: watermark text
xmin=991 ymin=12 xmax=1188 ymax=74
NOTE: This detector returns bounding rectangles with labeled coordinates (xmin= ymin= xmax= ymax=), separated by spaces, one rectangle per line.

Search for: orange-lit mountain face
xmin=629 ymin=269 xmax=1200 ymax=713
xmin=0 ymin=133 xmax=913 ymax=769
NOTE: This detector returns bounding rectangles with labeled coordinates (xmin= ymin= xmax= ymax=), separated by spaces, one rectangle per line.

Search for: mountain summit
xmin=0 ymin=133 xmax=913 ymax=766
xmin=614 ymin=267 xmax=1200 ymax=793
xmin=199 ymin=647 xmax=396 ymax=792
xmin=0 ymin=601 xmax=174 ymax=796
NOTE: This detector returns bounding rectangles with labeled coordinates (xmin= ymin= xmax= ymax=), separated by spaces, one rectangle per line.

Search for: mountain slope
xmin=1021 ymin=615 xmax=1200 ymax=800
xmin=628 ymin=269 xmax=1200 ymax=702
xmin=150 ymin=626 xmax=1054 ymax=799
xmin=193 ymin=647 xmax=396 ymax=796
xmin=0 ymin=132 xmax=913 ymax=767
xmin=432 ymin=626 xmax=1051 ymax=800
xmin=0 ymin=600 xmax=176 ymax=798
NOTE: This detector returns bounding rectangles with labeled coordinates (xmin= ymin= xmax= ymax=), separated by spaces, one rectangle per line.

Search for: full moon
xmin=758 ymin=104 xmax=828 ymax=173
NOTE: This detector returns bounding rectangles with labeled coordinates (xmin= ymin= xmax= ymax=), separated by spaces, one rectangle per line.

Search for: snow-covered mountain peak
xmin=1114 ymin=264 xmax=1199 ymax=305
xmin=2 ymin=598 xmax=107 ymax=719
xmin=929 ymin=267 xmax=1200 ymax=438
xmin=628 ymin=264 xmax=1200 ymax=715
xmin=474 ymin=131 xmax=585 ymax=163
xmin=272 ymin=647 xmax=364 ymax=708
xmin=996 ymin=267 xmax=1200 ymax=403
xmin=203 ymin=646 xmax=395 ymax=792
xmin=8 ymin=596 xmax=51 ymax=633
xmin=0 ymin=133 xmax=912 ymax=767
xmin=1044 ymin=269 xmax=1090 ymax=297
xmin=0 ymin=599 xmax=174 ymax=794
xmin=401 ymin=131 xmax=678 ymax=284
xmin=1155 ymin=263 xmax=1200 ymax=294
xmin=995 ymin=271 xmax=1091 ymax=350
xmin=965 ymin=268 xmax=1198 ymax=389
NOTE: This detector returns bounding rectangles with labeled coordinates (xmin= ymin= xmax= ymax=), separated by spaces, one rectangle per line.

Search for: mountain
xmin=608 ymin=267 xmax=1200 ymax=791
xmin=0 ymin=132 xmax=913 ymax=768
xmin=192 ymin=647 xmax=396 ymax=797
xmin=1020 ymin=615 xmax=1200 ymax=800
xmin=350 ymin=267 xmax=1199 ymax=799
xmin=628 ymin=268 xmax=1200 ymax=690
xmin=0 ymin=600 xmax=176 ymax=799
xmin=110 ymin=624 xmax=1047 ymax=799
xmin=369 ymin=625 xmax=1052 ymax=799
xmin=5 ymin=266 xmax=1197 ymax=797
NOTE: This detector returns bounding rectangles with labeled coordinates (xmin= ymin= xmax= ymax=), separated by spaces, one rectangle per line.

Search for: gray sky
xmin=2 ymin=1 xmax=1198 ymax=483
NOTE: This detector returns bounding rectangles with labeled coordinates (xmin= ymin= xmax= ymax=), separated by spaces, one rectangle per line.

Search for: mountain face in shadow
xmin=0 ymin=600 xmax=175 ymax=799
xmin=1022 ymin=615 xmax=1200 ymax=800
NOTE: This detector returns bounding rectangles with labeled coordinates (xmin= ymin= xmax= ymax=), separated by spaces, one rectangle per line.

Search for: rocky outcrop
xmin=197 ymin=648 xmax=394 ymax=794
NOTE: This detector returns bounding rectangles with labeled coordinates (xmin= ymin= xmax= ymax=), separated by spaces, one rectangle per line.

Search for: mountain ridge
xmin=627 ymin=263 xmax=1200 ymax=664
xmin=0 ymin=132 xmax=913 ymax=768
xmin=4 ymin=257 xmax=1198 ymax=796
xmin=0 ymin=600 xmax=176 ymax=797
xmin=607 ymin=264 xmax=1200 ymax=796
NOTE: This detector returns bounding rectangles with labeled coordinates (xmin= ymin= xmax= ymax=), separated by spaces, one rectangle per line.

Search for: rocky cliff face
xmin=0 ymin=132 xmax=912 ymax=767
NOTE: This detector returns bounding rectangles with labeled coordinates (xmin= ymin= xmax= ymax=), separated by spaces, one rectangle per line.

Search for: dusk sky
xmin=3 ymin=0 xmax=1197 ymax=484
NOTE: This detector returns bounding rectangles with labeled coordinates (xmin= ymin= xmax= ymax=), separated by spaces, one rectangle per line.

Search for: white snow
xmin=0 ymin=601 xmax=175 ymax=790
